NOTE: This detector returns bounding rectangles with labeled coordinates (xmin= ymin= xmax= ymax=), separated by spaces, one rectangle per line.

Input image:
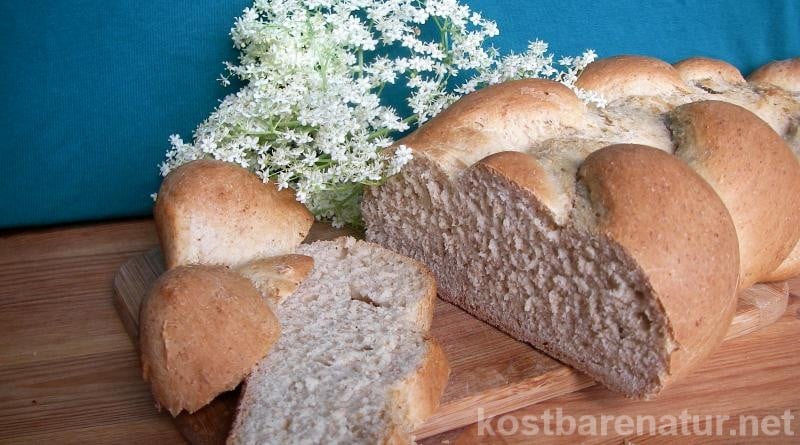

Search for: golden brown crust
xmin=673 ymin=57 xmax=745 ymax=86
xmin=413 ymin=265 xmax=438 ymax=334
xmin=399 ymin=79 xmax=587 ymax=174
xmin=748 ymin=58 xmax=800 ymax=92
xmin=388 ymin=339 xmax=450 ymax=442
xmin=154 ymin=159 xmax=313 ymax=269
xmin=139 ymin=266 xmax=280 ymax=416
xmin=578 ymin=144 xmax=740 ymax=382
xmin=236 ymin=254 xmax=314 ymax=305
xmin=669 ymin=101 xmax=800 ymax=288
xmin=762 ymin=243 xmax=800 ymax=282
xmin=476 ymin=151 xmax=559 ymax=217
xmin=575 ymin=55 xmax=688 ymax=100
xmin=464 ymin=145 xmax=741 ymax=393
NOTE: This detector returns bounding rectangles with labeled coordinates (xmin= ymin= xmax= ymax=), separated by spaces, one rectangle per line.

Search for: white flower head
xmin=162 ymin=0 xmax=600 ymax=226
xmin=388 ymin=144 xmax=413 ymax=175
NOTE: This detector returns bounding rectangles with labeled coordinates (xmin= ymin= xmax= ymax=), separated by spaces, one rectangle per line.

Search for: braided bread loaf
xmin=362 ymin=56 xmax=800 ymax=398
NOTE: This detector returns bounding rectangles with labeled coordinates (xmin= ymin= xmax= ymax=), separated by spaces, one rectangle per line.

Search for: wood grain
xmin=112 ymin=226 xmax=789 ymax=442
xmin=0 ymin=220 xmax=186 ymax=445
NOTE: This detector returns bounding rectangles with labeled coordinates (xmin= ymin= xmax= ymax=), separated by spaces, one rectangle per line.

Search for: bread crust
xmin=154 ymin=159 xmax=313 ymax=269
xmin=387 ymin=339 xmax=450 ymax=444
xmin=578 ymin=144 xmax=740 ymax=384
xmin=477 ymin=151 xmax=560 ymax=218
xmin=413 ymin=259 xmax=438 ymax=334
xmin=363 ymin=55 xmax=800 ymax=401
xmin=749 ymin=58 xmax=800 ymax=280
xmin=577 ymin=56 xmax=800 ymax=283
xmin=673 ymin=57 xmax=745 ymax=86
xmin=575 ymin=55 xmax=688 ymax=101
xmin=236 ymin=254 xmax=314 ymax=305
xmin=139 ymin=265 xmax=280 ymax=416
xmin=763 ymin=244 xmax=800 ymax=282
xmin=469 ymin=145 xmax=740 ymax=395
xmin=669 ymin=101 xmax=800 ymax=288
xmin=748 ymin=58 xmax=800 ymax=92
xmin=400 ymin=79 xmax=587 ymax=174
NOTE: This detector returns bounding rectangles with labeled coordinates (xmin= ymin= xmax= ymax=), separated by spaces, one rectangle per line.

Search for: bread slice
xmin=154 ymin=159 xmax=314 ymax=269
xmin=140 ymin=265 xmax=280 ymax=416
xmin=227 ymin=237 xmax=449 ymax=445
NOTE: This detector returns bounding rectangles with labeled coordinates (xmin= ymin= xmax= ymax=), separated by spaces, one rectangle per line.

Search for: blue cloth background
xmin=1 ymin=1 xmax=798 ymax=228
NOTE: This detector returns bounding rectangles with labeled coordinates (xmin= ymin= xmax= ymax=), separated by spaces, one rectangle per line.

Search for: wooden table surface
xmin=1 ymin=219 xmax=798 ymax=444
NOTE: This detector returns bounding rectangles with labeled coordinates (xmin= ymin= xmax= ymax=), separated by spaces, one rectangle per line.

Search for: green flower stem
xmin=367 ymin=114 xmax=418 ymax=140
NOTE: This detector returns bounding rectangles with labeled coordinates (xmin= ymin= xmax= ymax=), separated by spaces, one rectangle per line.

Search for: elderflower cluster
xmin=161 ymin=0 xmax=601 ymax=227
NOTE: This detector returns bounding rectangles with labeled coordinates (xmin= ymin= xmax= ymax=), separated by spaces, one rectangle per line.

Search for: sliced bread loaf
xmin=227 ymin=237 xmax=449 ymax=445
xmin=363 ymin=55 xmax=800 ymax=398
xmin=365 ymin=144 xmax=739 ymax=398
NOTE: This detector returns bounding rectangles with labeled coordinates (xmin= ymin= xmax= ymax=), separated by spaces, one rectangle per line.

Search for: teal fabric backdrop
xmin=1 ymin=1 xmax=798 ymax=228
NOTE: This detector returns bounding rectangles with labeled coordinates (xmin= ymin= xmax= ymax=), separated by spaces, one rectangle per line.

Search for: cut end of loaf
xmin=228 ymin=237 xmax=447 ymax=445
xmin=364 ymin=154 xmax=679 ymax=398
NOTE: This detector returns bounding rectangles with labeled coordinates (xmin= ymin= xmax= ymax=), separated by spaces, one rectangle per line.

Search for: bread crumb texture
xmin=228 ymin=238 xmax=447 ymax=445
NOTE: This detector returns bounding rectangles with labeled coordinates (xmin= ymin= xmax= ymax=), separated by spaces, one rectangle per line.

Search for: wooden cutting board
xmin=112 ymin=224 xmax=789 ymax=443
